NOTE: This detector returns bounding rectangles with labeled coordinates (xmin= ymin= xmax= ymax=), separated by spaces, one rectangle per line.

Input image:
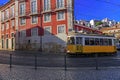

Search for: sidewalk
xmin=0 ymin=64 xmax=120 ymax=80
xmin=0 ymin=50 xmax=65 ymax=55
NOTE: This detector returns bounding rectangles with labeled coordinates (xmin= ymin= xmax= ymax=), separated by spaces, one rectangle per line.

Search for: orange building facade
xmin=0 ymin=0 xmax=74 ymax=52
xmin=100 ymin=24 xmax=120 ymax=39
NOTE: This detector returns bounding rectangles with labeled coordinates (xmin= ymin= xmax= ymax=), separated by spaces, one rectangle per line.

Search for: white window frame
xmin=57 ymin=24 xmax=66 ymax=34
xmin=1 ymin=12 xmax=4 ymax=21
xmin=56 ymin=0 xmax=64 ymax=9
xmin=30 ymin=0 xmax=37 ymax=14
xmin=43 ymin=0 xmax=51 ymax=11
xmin=31 ymin=16 xmax=38 ymax=24
xmin=31 ymin=28 xmax=38 ymax=36
xmin=19 ymin=2 xmax=26 ymax=16
xmin=57 ymin=11 xmax=65 ymax=21
xmin=10 ymin=5 xmax=15 ymax=17
xmin=5 ymin=9 xmax=9 ymax=19
xmin=20 ymin=17 xmax=26 ymax=26
xmin=44 ymin=26 xmax=51 ymax=35
xmin=44 ymin=13 xmax=51 ymax=22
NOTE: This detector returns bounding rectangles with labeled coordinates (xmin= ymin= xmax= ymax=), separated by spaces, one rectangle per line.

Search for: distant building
xmin=74 ymin=24 xmax=102 ymax=34
xmin=102 ymin=18 xmax=117 ymax=27
xmin=89 ymin=18 xmax=117 ymax=29
xmin=100 ymin=23 xmax=120 ymax=39
xmin=79 ymin=20 xmax=91 ymax=27
xmin=89 ymin=19 xmax=100 ymax=28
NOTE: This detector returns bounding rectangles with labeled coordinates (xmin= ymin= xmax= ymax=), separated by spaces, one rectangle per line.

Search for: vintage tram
xmin=67 ymin=33 xmax=117 ymax=55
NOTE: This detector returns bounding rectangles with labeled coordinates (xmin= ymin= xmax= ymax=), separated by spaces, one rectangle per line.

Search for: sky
xmin=0 ymin=0 xmax=9 ymax=6
xmin=74 ymin=0 xmax=120 ymax=22
xmin=0 ymin=0 xmax=120 ymax=22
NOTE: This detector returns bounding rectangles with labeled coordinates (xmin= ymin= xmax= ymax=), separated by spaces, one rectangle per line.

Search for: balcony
xmin=41 ymin=9 xmax=52 ymax=14
xmin=29 ymin=10 xmax=40 ymax=16
xmin=19 ymin=13 xmax=26 ymax=17
xmin=54 ymin=6 xmax=67 ymax=12
xmin=19 ymin=12 xmax=28 ymax=17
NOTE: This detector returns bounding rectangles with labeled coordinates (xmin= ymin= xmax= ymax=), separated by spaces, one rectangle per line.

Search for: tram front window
xmin=85 ymin=38 xmax=89 ymax=45
xmin=89 ymin=38 xmax=95 ymax=45
xmin=67 ymin=37 xmax=75 ymax=45
xmin=95 ymin=38 xmax=99 ymax=45
xmin=103 ymin=39 xmax=109 ymax=45
xmin=76 ymin=37 xmax=82 ymax=45
xmin=108 ymin=39 xmax=112 ymax=45
xmin=100 ymin=39 xmax=104 ymax=45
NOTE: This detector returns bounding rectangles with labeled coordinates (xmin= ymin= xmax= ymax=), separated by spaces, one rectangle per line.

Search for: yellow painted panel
xmin=83 ymin=46 xmax=116 ymax=53
xmin=67 ymin=45 xmax=76 ymax=53
xmin=67 ymin=45 xmax=82 ymax=53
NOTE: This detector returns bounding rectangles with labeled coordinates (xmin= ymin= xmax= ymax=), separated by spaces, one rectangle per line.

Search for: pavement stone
xmin=0 ymin=64 xmax=120 ymax=80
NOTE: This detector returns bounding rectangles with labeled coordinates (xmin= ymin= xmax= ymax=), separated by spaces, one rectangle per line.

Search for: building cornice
xmin=0 ymin=0 xmax=15 ymax=11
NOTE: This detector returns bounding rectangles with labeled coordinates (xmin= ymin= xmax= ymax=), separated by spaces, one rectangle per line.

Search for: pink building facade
xmin=0 ymin=0 xmax=74 ymax=52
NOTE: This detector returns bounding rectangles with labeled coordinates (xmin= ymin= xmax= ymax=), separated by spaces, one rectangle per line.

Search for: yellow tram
xmin=67 ymin=33 xmax=117 ymax=55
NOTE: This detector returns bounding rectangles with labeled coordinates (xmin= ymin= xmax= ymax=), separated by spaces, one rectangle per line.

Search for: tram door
xmin=76 ymin=37 xmax=82 ymax=52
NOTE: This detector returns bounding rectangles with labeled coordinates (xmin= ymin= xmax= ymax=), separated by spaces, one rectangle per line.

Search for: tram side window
xmin=76 ymin=37 xmax=82 ymax=45
xmin=103 ymin=39 xmax=109 ymax=45
xmin=116 ymin=39 xmax=119 ymax=44
xmin=100 ymin=38 xmax=112 ymax=45
xmin=95 ymin=38 xmax=99 ymax=45
xmin=108 ymin=39 xmax=112 ymax=45
xmin=89 ymin=38 xmax=95 ymax=45
xmin=100 ymin=39 xmax=104 ymax=45
xmin=85 ymin=38 xmax=89 ymax=45
xmin=114 ymin=39 xmax=118 ymax=45
xmin=85 ymin=38 xmax=95 ymax=45
xmin=67 ymin=37 xmax=75 ymax=44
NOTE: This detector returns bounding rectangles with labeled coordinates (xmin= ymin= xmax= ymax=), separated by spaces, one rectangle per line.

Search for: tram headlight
xmin=67 ymin=50 xmax=70 ymax=53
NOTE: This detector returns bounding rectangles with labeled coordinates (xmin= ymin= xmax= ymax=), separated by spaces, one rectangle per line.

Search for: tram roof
xmin=68 ymin=32 xmax=115 ymax=38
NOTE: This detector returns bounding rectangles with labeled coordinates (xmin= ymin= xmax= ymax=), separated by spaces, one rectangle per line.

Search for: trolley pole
xmin=95 ymin=53 xmax=98 ymax=70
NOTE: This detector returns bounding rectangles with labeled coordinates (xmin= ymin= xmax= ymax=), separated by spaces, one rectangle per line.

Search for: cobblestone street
xmin=0 ymin=64 xmax=120 ymax=80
